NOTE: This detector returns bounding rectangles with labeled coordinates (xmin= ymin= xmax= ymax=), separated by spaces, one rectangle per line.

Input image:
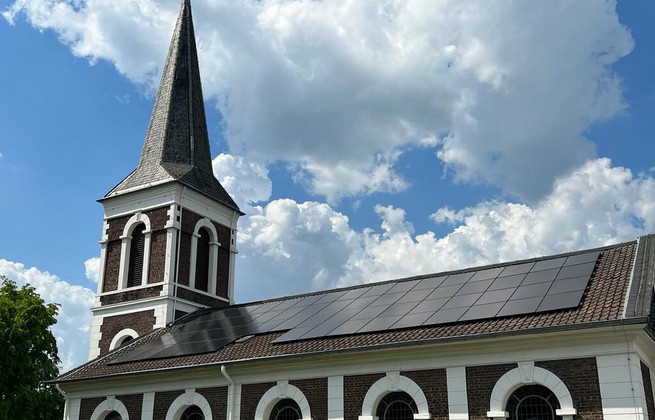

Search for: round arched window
xmin=375 ymin=391 xmax=418 ymax=420
xmin=506 ymin=385 xmax=562 ymax=420
xmin=104 ymin=411 xmax=122 ymax=420
xmin=270 ymin=399 xmax=302 ymax=420
xmin=180 ymin=405 xmax=205 ymax=420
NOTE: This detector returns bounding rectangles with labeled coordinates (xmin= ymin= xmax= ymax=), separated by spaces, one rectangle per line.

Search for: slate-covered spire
xmin=106 ymin=0 xmax=240 ymax=212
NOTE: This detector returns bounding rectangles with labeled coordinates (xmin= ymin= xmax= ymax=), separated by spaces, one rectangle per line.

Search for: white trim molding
xmin=165 ymin=389 xmax=213 ymax=420
xmin=359 ymin=371 xmax=430 ymax=420
xmin=118 ymin=212 xmax=152 ymax=290
xmin=90 ymin=396 xmax=129 ymax=420
xmin=108 ymin=328 xmax=139 ymax=351
xmin=487 ymin=363 xmax=576 ymax=420
xmin=255 ymin=380 xmax=312 ymax=420
xmin=189 ymin=218 xmax=220 ymax=295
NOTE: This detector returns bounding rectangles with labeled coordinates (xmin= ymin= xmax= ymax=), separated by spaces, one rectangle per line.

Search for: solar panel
xmin=110 ymin=249 xmax=600 ymax=364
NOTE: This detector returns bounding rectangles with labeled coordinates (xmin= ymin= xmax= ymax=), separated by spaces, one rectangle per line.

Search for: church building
xmin=54 ymin=2 xmax=655 ymax=420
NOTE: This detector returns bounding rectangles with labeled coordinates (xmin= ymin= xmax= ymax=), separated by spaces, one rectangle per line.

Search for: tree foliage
xmin=0 ymin=275 xmax=64 ymax=419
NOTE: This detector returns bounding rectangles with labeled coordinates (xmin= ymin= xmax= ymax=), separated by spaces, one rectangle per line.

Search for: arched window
xmin=194 ymin=227 xmax=210 ymax=292
xmin=375 ymin=391 xmax=418 ymax=420
xmin=126 ymin=222 xmax=146 ymax=288
xmin=506 ymin=385 xmax=562 ymax=420
xmin=180 ymin=405 xmax=205 ymax=420
xmin=269 ymin=399 xmax=302 ymax=420
xmin=104 ymin=412 xmax=122 ymax=420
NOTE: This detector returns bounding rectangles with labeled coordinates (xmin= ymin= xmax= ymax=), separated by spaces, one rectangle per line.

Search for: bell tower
xmin=88 ymin=0 xmax=243 ymax=360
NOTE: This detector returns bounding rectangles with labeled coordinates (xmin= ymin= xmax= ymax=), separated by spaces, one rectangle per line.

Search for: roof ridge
xmin=210 ymin=239 xmax=637 ymax=311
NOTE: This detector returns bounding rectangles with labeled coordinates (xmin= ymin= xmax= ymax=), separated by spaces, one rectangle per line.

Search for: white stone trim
xmin=189 ymin=218 xmax=219 ymax=295
xmin=328 ymin=376 xmax=344 ymax=420
xmin=165 ymin=389 xmax=213 ymax=420
xmin=90 ymin=396 xmax=129 ymax=420
xmin=597 ymin=353 xmax=648 ymax=420
xmin=255 ymin=380 xmax=312 ymax=420
xmin=66 ymin=398 xmax=81 ymax=420
xmin=359 ymin=372 xmax=430 ymax=420
xmin=118 ymin=212 xmax=152 ymax=290
xmin=142 ymin=392 xmax=155 ymax=420
xmin=487 ymin=364 xmax=576 ymax=420
xmin=447 ymin=367 xmax=469 ymax=420
xmin=109 ymin=328 xmax=139 ymax=351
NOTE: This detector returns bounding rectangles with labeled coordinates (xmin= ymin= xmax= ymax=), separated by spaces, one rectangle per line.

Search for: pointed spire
xmin=106 ymin=0 xmax=240 ymax=212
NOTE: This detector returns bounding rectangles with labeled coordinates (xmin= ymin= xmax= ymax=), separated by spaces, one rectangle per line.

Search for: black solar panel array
xmin=110 ymin=250 xmax=599 ymax=364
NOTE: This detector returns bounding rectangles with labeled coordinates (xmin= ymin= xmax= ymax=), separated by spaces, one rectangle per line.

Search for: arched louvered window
xmin=181 ymin=405 xmax=205 ymax=420
xmin=194 ymin=227 xmax=210 ymax=292
xmin=269 ymin=399 xmax=302 ymax=420
xmin=376 ymin=392 xmax=418 ymax=420
xmin=506 ymin=385 xmax=562 ymax=420
xmin=126 ymin=222 xmax=146 ymax=288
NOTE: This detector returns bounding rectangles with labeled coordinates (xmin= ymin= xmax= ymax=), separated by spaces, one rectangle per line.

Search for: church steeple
xmin=90 ymin=0 xmax=242 ymax=361
xmin=106 ymin=0 xmax=240 ymax=213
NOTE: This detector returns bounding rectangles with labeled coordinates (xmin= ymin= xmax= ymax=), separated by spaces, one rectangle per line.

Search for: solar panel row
xmin=109 ymin=250 xmax=599 ymax=364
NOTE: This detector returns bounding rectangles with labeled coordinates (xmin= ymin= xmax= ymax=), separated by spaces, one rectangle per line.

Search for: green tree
xmin=0 ymin=276 xmax=64 ymax=419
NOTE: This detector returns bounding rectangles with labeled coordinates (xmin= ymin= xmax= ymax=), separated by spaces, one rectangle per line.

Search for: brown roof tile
xmin=57 ymin=241 xmax=639 ymax=382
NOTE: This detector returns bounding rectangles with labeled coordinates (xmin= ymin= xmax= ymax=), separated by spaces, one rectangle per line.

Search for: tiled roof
xmin=56 ymin=240 xmax=642 ymax=382
xmin=104 ymin=0 xmax=240 ymax=213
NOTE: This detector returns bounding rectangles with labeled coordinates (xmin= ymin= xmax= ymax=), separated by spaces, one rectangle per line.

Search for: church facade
xmin=54 ymin=2 xmax=655 ymax=420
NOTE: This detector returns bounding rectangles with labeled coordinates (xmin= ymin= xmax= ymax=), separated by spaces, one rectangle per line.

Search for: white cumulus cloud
xmin=3 ymin=0 xmax=634 ymax=201
xmin=84 ymin=257 xmax=100 ymax=283
xmin=234 ymin=158 xmax=655 ymax=301
xmin=0 ymin=260 xmax=95 ymax=372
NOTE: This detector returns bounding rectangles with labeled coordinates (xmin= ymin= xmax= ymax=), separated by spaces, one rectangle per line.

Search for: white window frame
xmin=165 ymin=389 xmax=212 ymax=420
xmin=359 ymin=371 xmax=430 ymax=420
xmin=486 ymin=362 xmax=577 ymax=420
xmin=189 ymin=218 xmax=220 ymax=295
xmin=108 ymin=328 xmax=139 ymax=351
xmin=255 ymin=380 xmax=312 ymax=420
xmin=90 ymin=396 xmax=129 ymax=420
xmin=118 ymin=212 xmax=152 ymax=290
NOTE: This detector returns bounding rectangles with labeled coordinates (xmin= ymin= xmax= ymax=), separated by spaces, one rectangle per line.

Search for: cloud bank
xmin=3 ymin=0 xmax=633 ymax=201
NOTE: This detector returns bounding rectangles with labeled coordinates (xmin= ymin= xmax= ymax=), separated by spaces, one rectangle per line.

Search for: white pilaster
xmin=328 ymin=375 xmax=344 ymax=420
xmin=67 ymin=398 xmax=81 ymax=420
xmin=142 ymin=392 xmax=155 ymax=420
xmin=447 ymin=367 xmax=469 ymax=420
xmin=597 ymin=353 xmax=648 ymax=420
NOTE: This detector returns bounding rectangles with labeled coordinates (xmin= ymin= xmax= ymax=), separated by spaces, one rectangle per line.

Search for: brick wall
xmin=197 ymin=387 xmax=228 ymax=420
xmin=120 ymin=394 xmax=143 ymax=419
xmin=154 ymin=390 xmax=183 ymax=419
xmin=102 ymin=241 xmax=121 ymax=292
xmin=99 ymin=285 xmax=162 ymax=305
xmin=241 ymin=382 xmax=275 ymax=419
xmin=344 ymin=373 xmax=385 ymax=420
xmin=177 ymin=286 xmax=228 ymax=307
xmin=101 ymin=207 xmax=170 ymax=293
xmin=536 ymin=358 xmax=603 ymax=420
xmin=78 ymin=394 xmax=141 ymax=420
xmin=466 ymin=363 xmax=516 ymax=420
xmin=403 ymin=369 xmax=448 ymax=420
xmin=79 ymin=397 xmax=104 ymax=420
xmin=240 ymin=380 xmax=326 ymax=419
xmin=99 ymin=310 xmax=155 ymax=355
xmin=291 ymin=378 xmax=328 ymax=420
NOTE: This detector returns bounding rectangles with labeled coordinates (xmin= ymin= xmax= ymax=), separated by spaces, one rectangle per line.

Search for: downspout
xmin=56 ymin=384 xmax=69 ymax=419
xmin=221 ymin=365 xmax=236 ymax=420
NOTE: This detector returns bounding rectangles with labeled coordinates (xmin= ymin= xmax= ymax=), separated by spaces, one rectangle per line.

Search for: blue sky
xmin=1 ymin=0 xmax=654 ymax=370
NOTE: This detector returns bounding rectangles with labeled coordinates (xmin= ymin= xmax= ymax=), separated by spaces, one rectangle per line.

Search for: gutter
xmin=53 ymin=316 xmax=649 ymax=384
xmin=221 ymin=365 xmax=236 ymax=420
